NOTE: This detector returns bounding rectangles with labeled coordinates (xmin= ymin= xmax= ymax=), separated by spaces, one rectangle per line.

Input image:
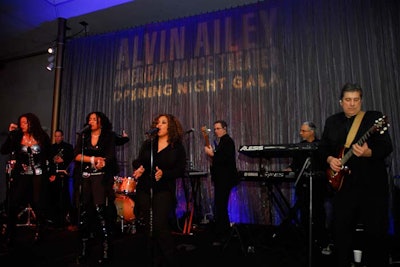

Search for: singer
xmin=73 ymin=111 xmax=117 ymax=264
xmin=131 ymin=113 xmax=186 ymax=267
xmin=0 ymin=113 xmax=53 ymax=246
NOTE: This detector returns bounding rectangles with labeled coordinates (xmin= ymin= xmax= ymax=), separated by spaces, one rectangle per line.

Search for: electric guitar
xmin=326 ymin=115 xmax=389 ymax=191
xmin=201 ymin=125 xmax=214 ymax=166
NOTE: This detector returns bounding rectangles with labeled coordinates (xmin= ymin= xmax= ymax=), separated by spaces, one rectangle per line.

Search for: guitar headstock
xmin=201 ymin=126 xmax=211 ymax=146
xmin=374 ymin=115 xmax=390 ymax=134
xmin=201 ymin=126 xmax=210 ymax=136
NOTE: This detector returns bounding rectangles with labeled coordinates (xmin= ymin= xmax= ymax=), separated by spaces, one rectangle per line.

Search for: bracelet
xmin=90 ymin=156 xmax=95 ymax=166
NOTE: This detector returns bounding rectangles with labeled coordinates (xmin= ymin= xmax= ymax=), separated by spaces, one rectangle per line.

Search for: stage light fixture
xmin=46 ymin=62 xmax=54 ymax=71
xmin=48 ymin=47 xmax=56 ymax=54
xmin=46 ymin=46 xmax=56 ymax=71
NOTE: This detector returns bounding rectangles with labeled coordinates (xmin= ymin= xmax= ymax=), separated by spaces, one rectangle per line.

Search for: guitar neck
xmin=341 ymin=149 xmax=353 ymax=166
xmin=201 ymin=126 xmax=210 ymax=147
xmin=204 ymin=134 xmax=210 ymax=147
xmin=341 ymin=124 xmax=376 ymax=165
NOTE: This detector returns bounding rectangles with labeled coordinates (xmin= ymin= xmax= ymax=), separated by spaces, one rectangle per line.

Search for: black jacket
xmin=318 ymin=110 xmax=392 ymax=194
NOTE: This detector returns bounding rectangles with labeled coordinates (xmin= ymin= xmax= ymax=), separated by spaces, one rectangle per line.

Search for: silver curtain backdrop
xmin=59 ymin=0 xmax=400 ymax=226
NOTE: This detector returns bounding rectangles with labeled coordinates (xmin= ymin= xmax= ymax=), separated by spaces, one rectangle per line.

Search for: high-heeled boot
xmin=96 ymin=204 xmax=112 ymax=264
xmin=33 ymin=222 xmax=41 ymax=242
xmin=76 ymin=210 xmax=89 ymax=264
xmin=33 ymin=207 xmax=47 ymax=243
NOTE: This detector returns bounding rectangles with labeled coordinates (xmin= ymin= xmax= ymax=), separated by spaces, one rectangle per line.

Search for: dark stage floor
xmin=1 ymin=219 xmax=399 ymax=267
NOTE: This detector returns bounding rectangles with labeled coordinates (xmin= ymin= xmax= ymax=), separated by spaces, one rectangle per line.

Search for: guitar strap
xmin=344 ymin=111 xmax=365 ymax=148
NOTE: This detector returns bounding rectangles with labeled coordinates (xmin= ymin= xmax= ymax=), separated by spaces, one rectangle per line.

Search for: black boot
xmin=2 ymin=226 xmax=15 ymax=251
xmin=33 ymin=228 xmax=40 ymax=242
xmin=33 ymin=206 xmax=48 ymax=244
xmin=96 ymin=204 xmax=112 ymax=264
xmin=33 ymin=220 xmax=43 ymax=243
xmin=76 ymin=237 xmax=89 ymax=264
xmin=76 ymin=210 xmax=89 ymax=264
xmin=5 ymin=208 xmax=17 ymax=248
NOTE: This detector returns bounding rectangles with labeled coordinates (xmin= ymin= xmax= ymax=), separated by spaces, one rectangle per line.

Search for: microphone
xmin=185 ymin=128 xmax=195 ymax=134
xmin=77 ymin=124 xmax=91 ymax=135
xmin=145 ymin=128 xmax=159 ymax=135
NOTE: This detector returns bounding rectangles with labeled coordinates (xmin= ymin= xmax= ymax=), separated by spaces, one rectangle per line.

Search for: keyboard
xmin=238 ymin=170 xmax=296 ymax=182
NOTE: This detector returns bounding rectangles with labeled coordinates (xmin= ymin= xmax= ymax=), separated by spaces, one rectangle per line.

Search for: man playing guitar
xmin=318 ymin=83 xmax=393 ymax=267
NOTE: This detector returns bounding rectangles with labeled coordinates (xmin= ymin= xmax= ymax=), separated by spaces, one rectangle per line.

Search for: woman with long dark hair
xmin=132 ymin=113 xmax=186 ymax=267
xmin=1 ymin=112 xmax=52 ymax=245
xmin=73 ymin=111 xmax=117 ymax=264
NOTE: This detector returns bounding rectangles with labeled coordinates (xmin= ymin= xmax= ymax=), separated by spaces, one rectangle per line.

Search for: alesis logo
xmin=239 ymin=145 xmax=263 ymax=151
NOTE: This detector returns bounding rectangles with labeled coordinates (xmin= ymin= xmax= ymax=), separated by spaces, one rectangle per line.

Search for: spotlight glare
xmin=48 ymin=47 xmax=56 ymax=54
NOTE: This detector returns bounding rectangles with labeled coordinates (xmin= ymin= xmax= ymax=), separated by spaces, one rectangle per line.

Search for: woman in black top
xmin=74 ymin=111 xmax=116 ymax=264
xmin=132 ymin=113 xmax=186 ymax=267
xmin=1 ymin=113 xmax=52 ymax=244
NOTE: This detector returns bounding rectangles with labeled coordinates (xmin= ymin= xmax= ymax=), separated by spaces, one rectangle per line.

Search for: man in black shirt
xmin=204 ymin=120 xmax=239 ymax=245
xmin=319 ymin=83 xmax=393 ymax=267
xmin=47 ymin=129 xmax=74 ymax=228
xmin=285 ymin=122 xmax=331 ymax=253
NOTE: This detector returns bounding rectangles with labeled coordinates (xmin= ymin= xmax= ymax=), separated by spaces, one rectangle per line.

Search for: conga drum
xmin=114 ymin=194 xmax=135 ymax=222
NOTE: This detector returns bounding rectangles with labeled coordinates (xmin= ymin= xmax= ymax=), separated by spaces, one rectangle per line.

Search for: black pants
xmin=135 ymin=189 xmax=178 ymax=267
xmin=46 ymin=173 xmax=72 ymax=226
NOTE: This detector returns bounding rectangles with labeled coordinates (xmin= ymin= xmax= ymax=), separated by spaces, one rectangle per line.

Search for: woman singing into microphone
xmin=0 ymin=113 xmax=52 ymax=245
xmin=132 ymin=113 xmax=186 ymax=267
xmin=74 ymin=111 xmax=117 ymax=264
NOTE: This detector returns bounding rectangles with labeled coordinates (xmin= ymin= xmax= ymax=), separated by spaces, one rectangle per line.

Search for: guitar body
xmin=326 ymin=166 xmax=349 ymax=191
xmin=327 ymin=146 xmax=349 ymax=191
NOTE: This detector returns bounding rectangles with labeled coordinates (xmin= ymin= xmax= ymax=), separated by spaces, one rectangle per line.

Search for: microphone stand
xmin=148 ymin=134 xmax=156 ymax=267
xmin=294 ymin=156 xmax=313 ymax=267
xmin=77 ymin=131 xmax=86 ymax=231
xmin=149 ymin=135 xmax=155 ymax=237
xmin=5 ymin=152 xmax=15 ymax=222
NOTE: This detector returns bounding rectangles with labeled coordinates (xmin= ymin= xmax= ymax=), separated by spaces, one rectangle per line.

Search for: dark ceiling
xmin=0 ymin=0 xmax=258 ymax=62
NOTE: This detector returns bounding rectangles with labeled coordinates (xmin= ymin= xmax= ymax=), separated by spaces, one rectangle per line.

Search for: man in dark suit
xmin=204 ymin=120 xmax=239 ymax=245
xmin=319 ymin=83 xmax=393 ymax=267
xmin=47 ymin=129 xmax=74 ymax=228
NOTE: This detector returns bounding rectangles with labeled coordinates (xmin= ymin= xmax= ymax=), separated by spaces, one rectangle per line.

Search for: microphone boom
xmin=77 ymin=124 xmax=91 ymax=135
xmin=185 ymin=128 xmax=195 ymax=134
